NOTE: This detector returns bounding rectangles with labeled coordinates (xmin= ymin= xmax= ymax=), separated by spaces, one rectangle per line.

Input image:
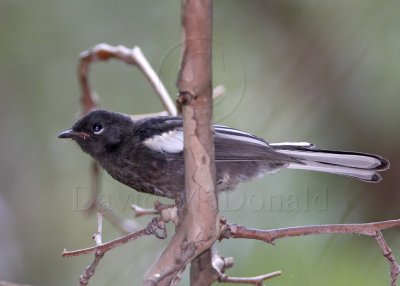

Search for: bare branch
xmin=222 ymin=219 xmax=400 ymax=286
xmin=222 ymin=219 xmax=400 ymax=244
xmin=63 ymin=218 xmax=165 ymax=257
xmin=63 ymin=228 xmax=148 ymax=257
xmin=78 ymin=43 xmax=177 ymax=116
xmin=209 ymin=247 xmax=281 ymax=285
xmin=218 ymin=271 xmax=282 ymax=285
xmin=374 ymin=231 xmax=400 ymax=286
xmin=142 ymin=0 xmax=218 ymax=284
xmin=131 ymin=204 xmax=159 ymax=218
xmin=100 ymin=205 xmax=141 ymax=234
xmin=190 ymin=249 xmax=219 ymax=285
xmin=79 ymin=252 xmax=104 ymax=286
xmin=93 ymin=212 xmax=103 ymax=245
xmin=78 ymin=211 xmax=105 ymax=285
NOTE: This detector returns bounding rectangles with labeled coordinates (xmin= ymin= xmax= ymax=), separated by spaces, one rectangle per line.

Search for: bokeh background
xmin=1 ymin=0 xmax=400 ymax=285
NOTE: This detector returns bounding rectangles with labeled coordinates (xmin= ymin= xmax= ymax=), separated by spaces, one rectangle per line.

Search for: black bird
xmin=59 ymin=110 xmax=389 ymax=199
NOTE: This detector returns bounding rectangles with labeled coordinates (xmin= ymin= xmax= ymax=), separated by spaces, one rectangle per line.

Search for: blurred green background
xmin=1 ymin=0 xmax=400 ymax=285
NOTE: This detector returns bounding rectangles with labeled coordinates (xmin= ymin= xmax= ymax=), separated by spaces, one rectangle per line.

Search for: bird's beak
xmin=58 ymin=129 xmax=89 ymax=139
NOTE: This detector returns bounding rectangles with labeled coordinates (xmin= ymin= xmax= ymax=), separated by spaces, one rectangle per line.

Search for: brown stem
xmin=63 ymin=216 xmax=167 ymax=257
xmin=218 ymin=271 xmax=282 ymax=285
xmin=222 ymin=219 xmax=400 ymax=244
xmin=62 ymin=227 xmax=149 ymax=257
xmin=190 ymin=249 xmax=219 ymax=286
xmin=222 ymin=219 xmax=400 ymax=286
xmin=142 ymin=1 xmax=217 ymax=285
xmin=79 ymin=252 xmax=104 ymax=286
xmin=374 ymin=231 xmax=400 ymax=286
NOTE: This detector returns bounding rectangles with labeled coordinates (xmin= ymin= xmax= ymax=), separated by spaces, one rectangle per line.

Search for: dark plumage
xmin=58 ymin=110 xmax=389 ymax=199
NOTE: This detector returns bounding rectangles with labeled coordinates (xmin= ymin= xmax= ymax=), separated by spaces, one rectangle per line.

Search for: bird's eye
xmin=92 ymin=122 xmax=103 ymax=134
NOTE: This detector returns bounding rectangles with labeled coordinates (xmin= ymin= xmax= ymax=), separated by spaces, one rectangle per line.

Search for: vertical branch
xmin=178 ymin=0 xmax=218 ymax=251
xmin=179 ymin=1 xmax=218 ymax=285
xmin=190 ymin=248 xmax=219 ymax=286
xmin=178 ymin=0 xmax=216 ymax=212
xmin=142 ymin=0 xmax=218 ymax=285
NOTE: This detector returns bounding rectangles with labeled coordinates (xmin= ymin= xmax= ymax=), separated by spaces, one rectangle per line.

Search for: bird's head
xmin=58 ymin=110 xmax=133 ymax=157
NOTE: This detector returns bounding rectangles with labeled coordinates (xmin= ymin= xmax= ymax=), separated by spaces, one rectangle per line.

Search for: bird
xmin=58 ymin=110 xmax=389 ymax=199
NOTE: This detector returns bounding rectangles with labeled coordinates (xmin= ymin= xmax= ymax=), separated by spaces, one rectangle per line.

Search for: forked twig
xmin=222 ymin=219 xmax=400 ymax=244
xmin=65 ymin=217 xmax=168 ymax=285
xmin=222 ymin=219 xmax=400 ymax=286
xmin=78 ymin=43 xmax=177 ymax=116
xmin=374 ymin=231 xmax=400 ymax=286
xmin=211 ymin=248 xmax=281 ymax=285
xmin=77 ymin=212 xmax=105 ymax=285
xmin=63 ymin=224 xmax=151 ymax=257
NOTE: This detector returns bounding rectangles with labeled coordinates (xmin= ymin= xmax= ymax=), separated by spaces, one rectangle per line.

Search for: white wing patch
xmin=144 ymin=125 xmax=269 ymax=153
xmin=144 ymin=130 xmax=184 ymax=153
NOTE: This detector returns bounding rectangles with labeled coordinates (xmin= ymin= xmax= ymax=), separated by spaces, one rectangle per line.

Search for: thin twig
xmin=374 ymin=231 xmax=400 ymax=286
xmin=222 ymin=219 xmax=400 ymax=244
xmin=63 ymin=218 xmax=166 ymax=257
xmin=222 ymin=219 xmax=400 ymax=286
xmin=131 ymin=203 xmax=178 ymax=226
xmin=219 ymin=271 xmax=282 ymax=285
xmin=63 ymin=227 xmax=149 ymax=257
xmin=79 ymin=252 xmax=104 ymax=286
xmin=131 ymin=46 xmax=177 ymax=116
xmin=101 ymin=205 xmax=141 ymax=234
xmin=93 ymin=212 xmax=103 ymax=245
xmin=79 ymin=43 xmax=177 ymax=116
xmin=211 ymin=248 xmax=281 ymax=285
xmin=131 ymin=204 xmax=159 ymax=218
xmin=143 ymin=1 xmax=217 ymax=284
xmin=78 ymin=211 xmax=105 ymax=285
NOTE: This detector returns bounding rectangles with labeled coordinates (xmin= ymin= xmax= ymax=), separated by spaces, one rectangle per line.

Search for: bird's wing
xmin=213 ymin=125 xmax=297 ymax=162
xmin=134 ymin=116 xmax=184 ymax=154
xmin=137 ymin=118 xmax=297 ymax=163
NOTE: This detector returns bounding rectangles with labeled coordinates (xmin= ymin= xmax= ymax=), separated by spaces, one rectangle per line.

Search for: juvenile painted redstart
xmin=59 ymin=110 xmax=389 ymax=199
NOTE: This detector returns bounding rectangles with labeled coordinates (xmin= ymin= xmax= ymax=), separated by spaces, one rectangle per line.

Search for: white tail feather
xmin=287 ymin=162 xmax=380 ymax=182
xmin=275 ymin=149 xmax=383 ymax=169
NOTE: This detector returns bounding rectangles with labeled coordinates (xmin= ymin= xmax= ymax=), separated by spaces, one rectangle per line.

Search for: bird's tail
xmin=271 ymin=142 xmax=390 ymax=182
